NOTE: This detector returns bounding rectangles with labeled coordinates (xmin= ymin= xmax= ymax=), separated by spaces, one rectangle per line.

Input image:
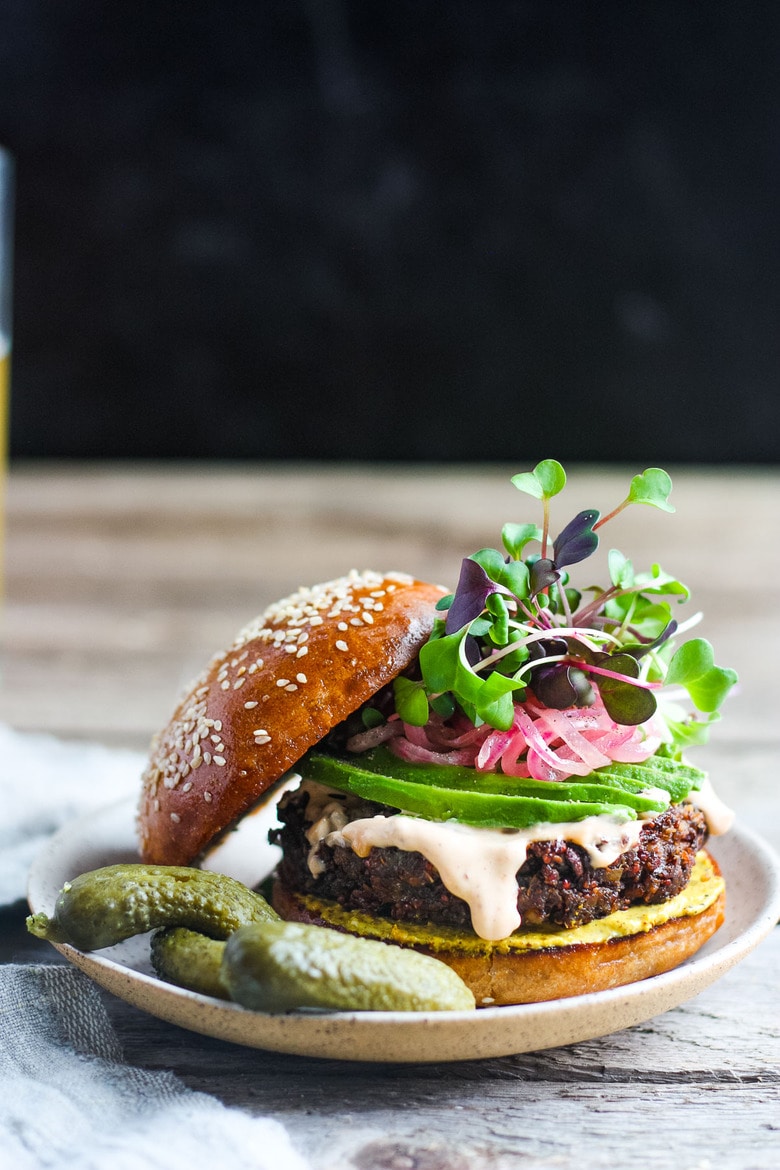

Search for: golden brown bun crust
xmin=138 ymin=571 xmax=447 ymax=864
xmin=272 ymin=872 xmax=726 ymax=1006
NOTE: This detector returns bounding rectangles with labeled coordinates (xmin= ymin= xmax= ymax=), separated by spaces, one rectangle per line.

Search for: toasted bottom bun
xmin=272 ymin=850 xmax=726 ymax=1006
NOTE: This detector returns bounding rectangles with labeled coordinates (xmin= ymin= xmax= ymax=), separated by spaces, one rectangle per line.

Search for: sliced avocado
xmin=303 ymin=744 xmax=703 ymax=828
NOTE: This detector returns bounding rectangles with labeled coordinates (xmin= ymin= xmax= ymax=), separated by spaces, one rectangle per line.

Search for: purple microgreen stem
xmin=571 ymin=586 xmax=620 ymax=627
xmin=592 ymin=500 xmax=628 ymax=531
xmin=578 ymin=662 xmax=662 ymax=690
xmin=541 ymin=496 xmax=551 ymax=561
xmin=473 ymin=624 xmax=618 ymax=675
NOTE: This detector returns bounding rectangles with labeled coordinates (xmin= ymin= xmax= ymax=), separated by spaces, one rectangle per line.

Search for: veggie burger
xmin=138 ymin=463 xmax=736 ymax=1006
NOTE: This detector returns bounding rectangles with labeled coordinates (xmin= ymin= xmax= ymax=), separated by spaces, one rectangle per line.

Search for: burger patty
xmin=271 ymin=787 xmax=709 ymax=932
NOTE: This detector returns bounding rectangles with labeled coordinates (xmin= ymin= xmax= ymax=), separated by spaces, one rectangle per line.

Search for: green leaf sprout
xmin=666 ymin=639 xmax=738 ymax=713
xmin=594 ymin=468 xmax=675 ymax=529
xmin=392 ymin=676 xmax=431 ymax=728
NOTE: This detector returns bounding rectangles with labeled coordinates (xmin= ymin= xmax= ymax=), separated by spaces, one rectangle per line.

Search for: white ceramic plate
xmin=27 ymin=799 xmax=780 ymax=1064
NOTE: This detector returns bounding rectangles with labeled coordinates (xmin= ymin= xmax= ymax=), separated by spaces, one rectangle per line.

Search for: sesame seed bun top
xmin=137 ymin=570 xmax=448 ymax=865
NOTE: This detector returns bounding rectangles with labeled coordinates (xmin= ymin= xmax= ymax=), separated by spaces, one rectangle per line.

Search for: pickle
xmin=151 ymin=927 xmax=229 ymax=999
xmin=221 ymin=920 xmax=477 ymax=1013
xmin=26 ymin=863 xmax=278 ymax=951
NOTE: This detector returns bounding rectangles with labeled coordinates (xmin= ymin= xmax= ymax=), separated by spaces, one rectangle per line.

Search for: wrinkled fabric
xmin=0 ymin=965 xmax=311 ymax=1170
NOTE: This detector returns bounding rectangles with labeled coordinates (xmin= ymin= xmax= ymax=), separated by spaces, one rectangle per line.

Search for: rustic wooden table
xmin=3 ymin=462 xmax=779 ymax=1169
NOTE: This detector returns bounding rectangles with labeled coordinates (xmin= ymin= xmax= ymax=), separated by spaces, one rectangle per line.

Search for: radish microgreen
xmin=394 ymin=462 xmax=736 ymax=750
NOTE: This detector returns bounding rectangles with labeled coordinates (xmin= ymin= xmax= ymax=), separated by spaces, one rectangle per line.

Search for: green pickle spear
xmin=26 ymin=863 xmax=278 ymax=951
xmin=28 ymin=863 xmax=475 ymax=1012
xmin=222 ymin=920 xmax=476 ymax=1013
xmin=152 ymin=926 xmax=230 ymax=999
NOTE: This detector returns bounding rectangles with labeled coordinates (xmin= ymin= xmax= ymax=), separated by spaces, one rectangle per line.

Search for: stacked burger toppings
xmin=139 ymin=462 xmax=736 ymax=1005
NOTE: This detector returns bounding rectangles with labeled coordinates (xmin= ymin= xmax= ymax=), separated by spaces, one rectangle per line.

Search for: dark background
xmin=1 ymin=2 xmax=778 ymax=463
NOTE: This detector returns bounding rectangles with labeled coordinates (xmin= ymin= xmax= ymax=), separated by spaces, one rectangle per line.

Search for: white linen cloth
xmin=0 ymin=724 xmax=312 ymax=1170
xmin=0 ymin=965 xmax=310 ymax=1170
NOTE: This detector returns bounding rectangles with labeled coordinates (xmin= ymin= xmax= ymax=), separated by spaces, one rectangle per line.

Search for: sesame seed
xmin=221 ymin=681 xmax=230 ymax=690
xmin=233 ymin=677 xmax=246 ymax=688
xmin=296 ymin=646 xmax=308 ymax=658
xmin=335 ymin=640 xmax=349 ymax=652
xmin=182 ymin=781 xmax=193 ymax=792
xmin=296 ymin=673 xmax=307 ymax=683
xmin=191 ymin=757 xmax=202 ymax=770
xmin=277 ymin=678 xmax=290 ymax=687
xmin=203 ymin=791 xmax=213 ymax=803
xmin=350 ymin=617 xmax=363 ymax=626
xmin=254 ymin=734 xmax=271 ymax=745
xmin=170 ymin=812 xmax=181 ymax=823
xmin=285 ymin=683 xmax=298 ymax=692
xmin=214 ymin=720 xmax=223 ymax=730
xmin=203 ymin=751 xmax=212 ymax=765
xmin=244 ymin=700 xmax=258 ymax=709
xmin=338 ymin=622 xmax=349 ymax=631
xmin=362 ymin=612 xmax=374 ymax=624
xmin=213 ymin=756 xmax=226 ymax=766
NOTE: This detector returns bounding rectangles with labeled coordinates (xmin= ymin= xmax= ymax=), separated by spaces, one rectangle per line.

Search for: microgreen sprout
xmin=395 ymin=461 xmax=737 ymax=751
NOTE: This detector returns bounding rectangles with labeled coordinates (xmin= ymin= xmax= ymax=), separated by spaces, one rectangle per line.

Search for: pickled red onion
xmin=385 ymin=692 xmax=660 ymax=781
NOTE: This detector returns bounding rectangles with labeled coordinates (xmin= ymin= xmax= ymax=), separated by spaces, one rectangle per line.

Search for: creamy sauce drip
xmin=338 ymin=813 xmax=647 ymax=941
xmin=688 ymin=776 xmax=735 ymax=836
